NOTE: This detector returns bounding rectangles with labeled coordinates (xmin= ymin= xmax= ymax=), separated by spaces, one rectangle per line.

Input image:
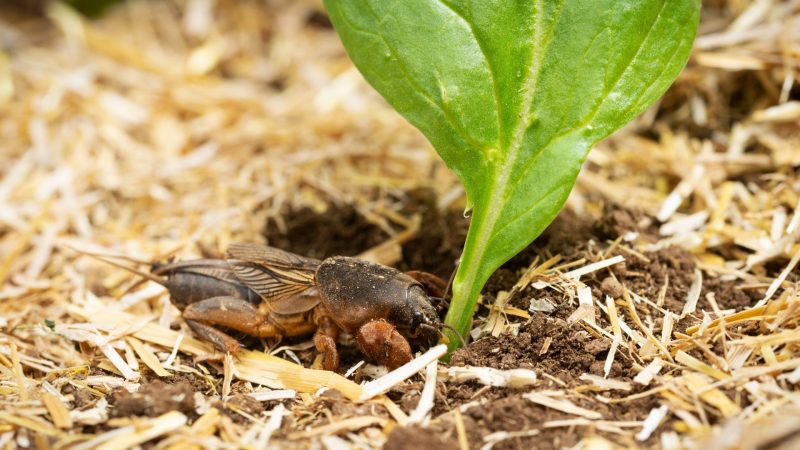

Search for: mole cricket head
xmin=389 ymin=283 xmax=442 ymax=348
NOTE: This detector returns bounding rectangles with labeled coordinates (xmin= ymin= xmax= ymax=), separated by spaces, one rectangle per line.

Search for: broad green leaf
xmin=324 ymin=0 xmax=700 ymax=350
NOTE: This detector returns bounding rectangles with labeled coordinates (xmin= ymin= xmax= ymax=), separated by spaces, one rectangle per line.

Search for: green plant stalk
xmin=443 ymin=138 xmax=582 ymax=353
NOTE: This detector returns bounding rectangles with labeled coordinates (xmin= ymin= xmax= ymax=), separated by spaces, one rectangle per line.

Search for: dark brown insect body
xmin=136 ymin=244 xmax=444 ymax=371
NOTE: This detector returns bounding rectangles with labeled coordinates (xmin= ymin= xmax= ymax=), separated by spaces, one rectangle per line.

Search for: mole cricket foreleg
xmin=313 ymin=316 xmax=340 ymax=372
xmin=355 ymin=319 xmax=413 ymax=370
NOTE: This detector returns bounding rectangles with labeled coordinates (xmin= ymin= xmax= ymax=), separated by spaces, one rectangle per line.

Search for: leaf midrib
xmin=484 ymin=0 xmax=677 ymax=242
xmin=459 ymin=0 xmax=551 ymax=287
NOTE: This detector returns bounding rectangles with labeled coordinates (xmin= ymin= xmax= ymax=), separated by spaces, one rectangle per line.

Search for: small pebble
xmin=601 ymin=276 xmax=624 ymax=298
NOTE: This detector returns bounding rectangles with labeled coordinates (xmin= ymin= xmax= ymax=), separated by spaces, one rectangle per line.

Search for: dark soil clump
xmin=451 ymin=313 xmax=628 ymax=384
xmin=395 ymin=188 xmax=469 ymax=279
xmin=383 ymin=425 xmax=459 ymax=450
xmin=110 ymin=380 xmax=196 ymax=418
xmin=215 ymin=394 xmax=265 ymax=422
xmin=264 ymin=202 xmax=389 ymax=259
xmin=262 ymin=188 xmax=468 ymax=280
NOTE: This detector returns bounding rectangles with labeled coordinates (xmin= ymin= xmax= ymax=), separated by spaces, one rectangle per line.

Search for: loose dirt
xmin=257 ymin=194 xmax=760 ymax=449
xmin=111 ymin=380 xmax=196 ymax=419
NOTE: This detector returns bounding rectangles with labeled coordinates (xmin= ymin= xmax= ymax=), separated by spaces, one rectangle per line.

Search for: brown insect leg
xmin=313 ymin=316 xmax=340 ymax=372
xmin=405 ymin=270 xmax=447 ymax=298
xmin=182 ymin=296 xmax=281 ymax=337
xmin=185 ymin=319 xmax=242 ymax=355
xmin=355 ymin=319 xmax=412 ymax=370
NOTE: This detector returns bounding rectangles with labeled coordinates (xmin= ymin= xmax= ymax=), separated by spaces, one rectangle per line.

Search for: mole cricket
xmin=88 ymin=243 xmax=449 ymax=371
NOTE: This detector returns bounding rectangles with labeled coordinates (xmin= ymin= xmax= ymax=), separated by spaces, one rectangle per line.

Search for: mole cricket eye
xmin=412 ymin=310 xmax=424 ymax=328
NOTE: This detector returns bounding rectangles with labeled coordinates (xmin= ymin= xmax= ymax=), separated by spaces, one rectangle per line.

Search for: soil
xmin=110 ymin=380 xmax=196 ymax=419
xmin=257 ymin=191 xmax=764 ymax=449
xmin=383 ymin=425 xmax=459 ymax=450
xmin=264 ymin=188 xmax=469 ymax=280
xmin=72 ymin=190 xmax=763 ymax=448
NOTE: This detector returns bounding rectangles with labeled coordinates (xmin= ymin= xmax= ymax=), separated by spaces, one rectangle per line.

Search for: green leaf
xmin=324 ymin=0 xmax=700 ymax=350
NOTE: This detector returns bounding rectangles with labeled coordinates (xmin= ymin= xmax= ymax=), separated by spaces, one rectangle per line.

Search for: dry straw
xmin=1 ymin=0 xmax=799 ymax=448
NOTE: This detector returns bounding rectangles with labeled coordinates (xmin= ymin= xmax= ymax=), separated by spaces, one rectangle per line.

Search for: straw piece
xmin=409 ymin=358 xmax=438 ymax=424
xmin=682 ymin=373 xmax=741 ymax=418
xmin=9 ymin=344 xmax=29 ymax=402
xmin=255 ymin=404 xmax=284 ymax=448
xmin=675 ymin=351 xmax=729 ymax=381
xmin=125 ymin=337 xmax=169 ymax=377
xmin=288 ymin=416 xmax=386 ymax=439
xmin=445 ymin=366 xmax=538 ymax=388
xmin=634 ymin=358 xmax=664 ymax=386
xmin=604 ymin=338 xmax=620 ymax=379
xmin=623 ymin=288 xmax=672 ymax=361
xmin=375 ymin=395 xmax=409 ymax=426
xmin=753 ymin=101 xmax=800 ymax=122
xmin=579 ymin=374 xmax=631 ymax=391
xmin=453 ymin=409 xmax=470 ymax=450
xmin=222 ymin=353 xmax=234 ymax=398
xmin=686 ymin=304 xmax=772 ymax=335
xmin=41 ymin=392 xmax=73 ymax=429
xmin=165 ymin=408 xmax=220 ymax=450
xmin=481 ymin=430 xmax=541 ymax=450
xmin=762 ymin=246 xmax=800 ymax=303
xmin=564 ymin=256 xmax=625 ymax=280
xmin=360 ymin=344 xmax=447 ymax=401
xmin=636 ymin=405 xmax=669 ymax=441
xmin=681 ymin=269 xmax=703 ymax=318
xmin=99 ymin=343 xmax=140 ymax=381
xmin=524 ymin=392 xmax=603 ymax=420
xmin=657 ymin=165 xmax=705 ymax=222
xmin=249 ymin=390 xmax=296 ymax=402
xmin=95 ymin=411 xmax=188 ymax=450
xmin=0 ymin=412 xmax=62 ymax=437
xmin=606 ymin=296 xmax=621 ymax=339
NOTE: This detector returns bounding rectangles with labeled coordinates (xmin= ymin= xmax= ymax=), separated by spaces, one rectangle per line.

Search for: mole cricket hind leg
xmin=355 ymin=319 xmax=412 ymax=370
xmin=182 ymin=296 xmax=282 ymax=338
xmin=185 ymin=319 xmax=242 ymax=356
xmin=405 ymin=270 xmax=447 ymax=298
xmin=313 ymin=316 xmax=340 ymax=372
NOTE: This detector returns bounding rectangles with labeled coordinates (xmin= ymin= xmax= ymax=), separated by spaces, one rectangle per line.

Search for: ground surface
xmin=1 ymin=1 xmax=800 ymax=449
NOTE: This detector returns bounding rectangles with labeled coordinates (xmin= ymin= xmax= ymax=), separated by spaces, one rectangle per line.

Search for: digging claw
xmin=356 ymin=319 xmax=412 ymax=370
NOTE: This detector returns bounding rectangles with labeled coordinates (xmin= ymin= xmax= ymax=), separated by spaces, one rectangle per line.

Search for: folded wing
xmin=226 ymin=243 xmax=321 ymax=315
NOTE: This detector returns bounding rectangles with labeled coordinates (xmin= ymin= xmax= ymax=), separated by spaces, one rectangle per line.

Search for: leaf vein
xmin=508 ymin=0 xmax=672 ymax=196
xmin=489 ymin=177 xmax=567 ymax=245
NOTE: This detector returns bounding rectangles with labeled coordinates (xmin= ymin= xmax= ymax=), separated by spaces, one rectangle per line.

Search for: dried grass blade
xmin=675 ymin=351 xmax=729 ymax=381
xmin=524 ymin=392 xmax=602 ymax=420
xmin=360 ymin=344 xmax=447 ymax=400
xmin=288 ymin=416 xmax=386 ymax=439
xmin=95 ymin=411 xmax=188 ymax=450
xmin=125 ymin=337 xmax=169 ymax=377
xmin=41 ymin=392 xmax=73 ymax=429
